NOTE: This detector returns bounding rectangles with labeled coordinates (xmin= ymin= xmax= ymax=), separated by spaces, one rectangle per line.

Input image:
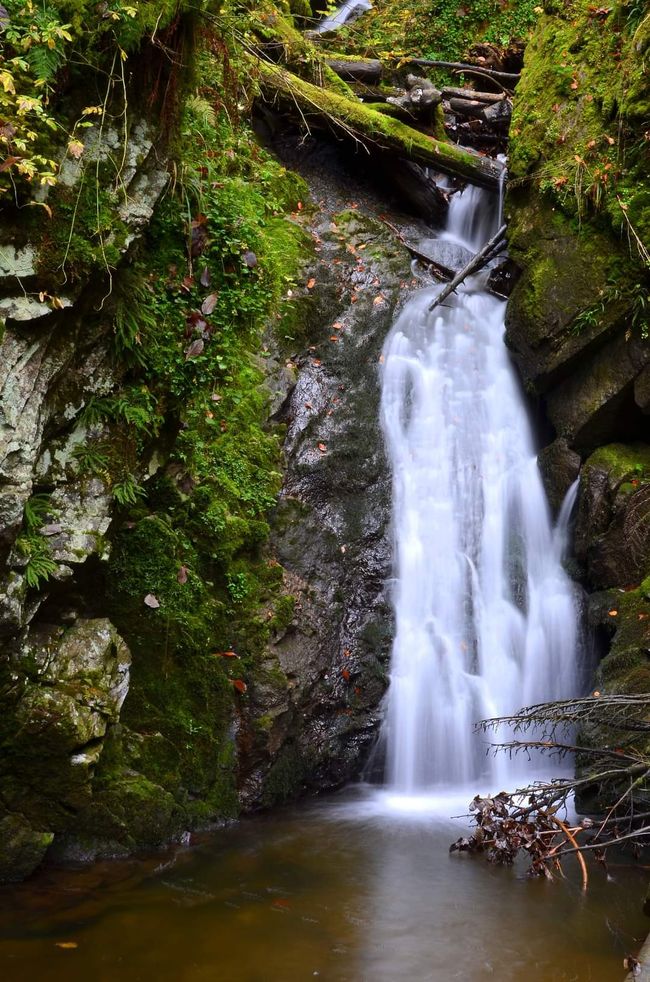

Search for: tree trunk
xmin=254 ymin=59 xmax=506 ymax=190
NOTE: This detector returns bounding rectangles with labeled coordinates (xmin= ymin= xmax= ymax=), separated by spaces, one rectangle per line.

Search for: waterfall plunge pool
xmin=0 ymin=787 xmax=646 ymax=981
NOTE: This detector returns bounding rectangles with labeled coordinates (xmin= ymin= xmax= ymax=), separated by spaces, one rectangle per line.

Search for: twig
xmin=428 ymin=223 xmax=506 ymax=312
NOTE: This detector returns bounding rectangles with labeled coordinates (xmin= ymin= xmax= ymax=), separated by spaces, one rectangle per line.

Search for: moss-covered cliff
xmin=504 ymin=0 xmax=649 ymax=802
xmin=0 ymin=0 xmax=322 ymax=878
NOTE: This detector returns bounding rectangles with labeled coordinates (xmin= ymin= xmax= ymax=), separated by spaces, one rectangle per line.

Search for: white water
xmin=380 ymin=186 xmax=581 ymax=794
xmin=313 ymin=0 xmax=372 ymax=33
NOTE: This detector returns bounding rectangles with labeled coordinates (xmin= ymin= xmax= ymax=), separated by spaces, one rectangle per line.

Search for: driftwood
xmin=255 ymin=59 xmax=506 ymax=189
xmin=428 ymin=224 xmax=507 ymax=312
xmin=325 ymin=57 xmax=382 ymax=83
xmin=407 ymin=59 xmax=520 ymax=85
xmin=387 ymin=75 xmax=442 ymax=127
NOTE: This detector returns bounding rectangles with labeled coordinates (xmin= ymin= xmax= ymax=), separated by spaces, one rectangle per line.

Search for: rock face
xmin=0 ymin=619 xmax=129 ymax=878
xmin=238 ymin=207 xmax=412 ymax=805
xmin=505 ymin=0 xmax=650 ymax=808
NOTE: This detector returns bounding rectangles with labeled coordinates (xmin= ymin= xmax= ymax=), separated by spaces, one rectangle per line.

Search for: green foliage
xmin=15 ymin=534 xmax=57 ymax=588
xmin=330 ymin=0 xmax=539 ymax=64
xmin=22 ymin=493 xmax=52 ymax=533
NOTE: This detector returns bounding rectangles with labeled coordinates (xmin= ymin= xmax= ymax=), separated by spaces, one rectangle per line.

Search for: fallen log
xmin=254 ymin=59 xmax=506 ymax=190
xmin=325 ymin=57 xmax=383 ymax=83
xmin=428 ymin=224 xmax=507 ymax=312
xmin=407 ymin=59 xmax=520 ymax=85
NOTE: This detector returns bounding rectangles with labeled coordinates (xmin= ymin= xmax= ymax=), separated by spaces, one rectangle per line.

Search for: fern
xmin=71 ymin=442 xmax=110 ymax=476
xmin=15 ymin=535 xmax=58 ymax=589
xmin=23 ymin=493 xmax=52 ymax=532
xmin=112 ymin=474 xmax=145 ymax=505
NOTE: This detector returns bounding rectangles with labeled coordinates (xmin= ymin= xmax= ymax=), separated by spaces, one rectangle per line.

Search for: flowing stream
xmin=380 ymin=185 xmax=581 ymax=795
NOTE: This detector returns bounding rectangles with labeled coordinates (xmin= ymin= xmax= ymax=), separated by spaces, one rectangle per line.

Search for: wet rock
xmin=575 ymin=443 xmax=650 ymax=589
xmin=537 ymin=438 xmax=581 ymax=514
xmin=0 ymin=814 xmax=54 ymax=882
xmin=2 ymin=619 xmax=130 ymax=838
xmin=239 ymin=207 xmax=409 ymax=805
xmin=486 ymin=257 xmax=520 ymax=298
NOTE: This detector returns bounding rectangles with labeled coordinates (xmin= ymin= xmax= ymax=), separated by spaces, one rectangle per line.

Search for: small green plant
xmin=16 ymin=534 xmax=58 ymax=588
xmin=72 ymin=442 xmax=110 ymax=476
xmin=112 ymin=474 xmax=146 ymax=505
xmin=22 ymin=493 xmax=52 ymax=532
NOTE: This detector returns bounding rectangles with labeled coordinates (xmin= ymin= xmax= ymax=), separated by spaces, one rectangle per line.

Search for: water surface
xmin=0 ymin=789 xmax=645 ymax=981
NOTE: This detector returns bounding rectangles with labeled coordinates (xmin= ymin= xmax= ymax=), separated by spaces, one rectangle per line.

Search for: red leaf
xmin=317 ymin=443 xmax=327 ymax=453
xmin=341 ymin=668 xmax=351 ymax=681
xmin=230 ymin=678 xmax=247 ymax=693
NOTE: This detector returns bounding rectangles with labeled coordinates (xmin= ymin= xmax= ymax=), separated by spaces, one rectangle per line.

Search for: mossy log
xmin=254 ymin=60 xmax=505 ymax=190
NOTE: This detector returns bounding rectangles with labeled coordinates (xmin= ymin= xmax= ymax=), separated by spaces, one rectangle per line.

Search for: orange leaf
xmin=230 ymin=678 xmax=247 ymax=693
xmin=215 ymin=650 xmax=239 ymax=658
xmin=329 ymin=335 xmax=338 ymax=342
xmin=318 ymin=443 xmax=327 ymax=453
xmin=608 ymin=609 xmax=618 ymax=617
xmin=307 ymin=278 xmax=316 ymax=289
xmin=55 ymin=942 xmax=78 ymax=949
xmin=341 ymin=668 xmax=351 ymax=681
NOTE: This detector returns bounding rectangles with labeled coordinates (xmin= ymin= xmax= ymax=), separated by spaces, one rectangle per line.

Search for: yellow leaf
xmin=55 ymin=942 xmax=78 ymax=949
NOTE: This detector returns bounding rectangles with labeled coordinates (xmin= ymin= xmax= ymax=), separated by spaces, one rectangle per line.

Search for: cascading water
xmin=380 ymin=185 xmax=580 ymax=794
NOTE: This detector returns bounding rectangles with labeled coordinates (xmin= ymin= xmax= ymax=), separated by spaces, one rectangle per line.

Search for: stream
xmin=0 ymin=789 xmax=647 ymax=980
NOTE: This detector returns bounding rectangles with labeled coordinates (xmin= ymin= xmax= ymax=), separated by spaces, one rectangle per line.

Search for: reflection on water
xmin=0 ymin=788 xmax=646 ymax=982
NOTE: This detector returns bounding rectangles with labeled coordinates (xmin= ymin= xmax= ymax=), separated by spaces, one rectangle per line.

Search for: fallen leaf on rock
xmin=144 ymin=594 xmax=160 ymax=608
xmin=318 ymin=443 xmax=327 ymax=453
xmin=608 ymin=609 xmax=618 ymax=617
xmin=307 ymin=278 xmax=316 ymax=289
xmin=341 ymin=668 xmax=351 ymax=681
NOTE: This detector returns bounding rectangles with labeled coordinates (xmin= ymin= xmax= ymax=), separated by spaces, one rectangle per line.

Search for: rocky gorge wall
xmin=503 ymin=0 xmax=650 ymax=784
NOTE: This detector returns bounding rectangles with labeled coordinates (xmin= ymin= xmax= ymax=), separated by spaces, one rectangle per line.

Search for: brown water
xmin=0 ymin=788 xmax=646 ymax=982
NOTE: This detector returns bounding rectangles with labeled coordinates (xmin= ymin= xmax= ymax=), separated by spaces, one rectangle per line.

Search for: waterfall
xmin=380 ymin=187 xmax=580 ymax=794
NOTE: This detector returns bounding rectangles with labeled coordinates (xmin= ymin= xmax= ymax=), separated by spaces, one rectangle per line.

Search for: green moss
xmin=263 ymin=744 xmax=315 ymax=805
xmin=586 ymin=443 xmax=650 ymax=484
